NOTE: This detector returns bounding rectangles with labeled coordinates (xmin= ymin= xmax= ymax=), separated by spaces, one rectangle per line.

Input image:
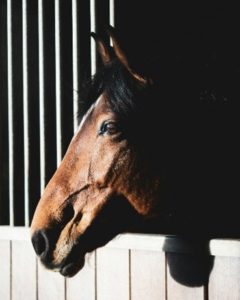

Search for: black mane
xmin=78 ymin=53 xmax=239 ymax=125
xmin=78 ymin=59 xmax=147 ymax=123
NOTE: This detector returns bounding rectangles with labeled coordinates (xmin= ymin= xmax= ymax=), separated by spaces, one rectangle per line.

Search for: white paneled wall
xmin=1 ymin=227 xmax=240 ymax=300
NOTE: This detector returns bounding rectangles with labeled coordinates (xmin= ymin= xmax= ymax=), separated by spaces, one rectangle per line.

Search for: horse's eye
xmin=99 ymin=121 xmax=118 ymax=135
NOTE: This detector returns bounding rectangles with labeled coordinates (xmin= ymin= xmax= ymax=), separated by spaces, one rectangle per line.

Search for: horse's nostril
xmin=31 ymin=230 xmax=49 ymax=257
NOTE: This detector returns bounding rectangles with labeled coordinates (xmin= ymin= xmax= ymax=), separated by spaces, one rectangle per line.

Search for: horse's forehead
xmin=78 ymin=94 xmax=109 ymax=131
xmin=91 ymin=93 xmax=111 ymax=115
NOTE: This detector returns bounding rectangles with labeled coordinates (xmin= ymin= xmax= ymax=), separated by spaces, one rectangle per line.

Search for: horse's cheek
xmin=89 ymin=142 xmax=117 ymax=185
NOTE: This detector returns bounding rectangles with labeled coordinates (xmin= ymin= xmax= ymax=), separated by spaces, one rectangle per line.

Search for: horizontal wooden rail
xmin=0 ymin=226 xmax=240 ymax=257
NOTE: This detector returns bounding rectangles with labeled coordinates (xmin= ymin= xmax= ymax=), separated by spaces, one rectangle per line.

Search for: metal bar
xmin=38 ymin=0 xmax=46 ymax=193
xmin=109 ymin=0 xmax=115 ymax=27
xmin=109 ymin=0 xmax=115 ymax=47
xmin=22 ymin=0 xmax=30 ymax=227
xmin=90 ymin=0 xmax=97 ymax=76
xmin=55 ymin=0 xmax=62 ymax=165
xmin=7 ymin=0 xmax=14 ymax=226
xmin=72 ymin=0 xmax=79 ymax=133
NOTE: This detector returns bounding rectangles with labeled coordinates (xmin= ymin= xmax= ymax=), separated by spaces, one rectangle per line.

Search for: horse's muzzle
xmin=31 ymin=228 xmax=86 ymax=277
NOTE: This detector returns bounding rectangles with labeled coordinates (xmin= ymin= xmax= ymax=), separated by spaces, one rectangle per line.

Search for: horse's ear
xmin=91 ymin=32 xmax=112 ymax=65
xmin=107 ymin=25 xmax=149 ymax=85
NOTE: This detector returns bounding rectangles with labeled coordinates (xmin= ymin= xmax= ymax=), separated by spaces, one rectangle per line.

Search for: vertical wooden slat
xmin=209 ymin=256 xmax=240 ymax=299
xmin=0 ymin=240 xmax=11 ymax=300
xmin=66 ymin=253 xmax=95 ymax=300
xmin=22 ymin=0 xmax=30 ymax=227
xmin=167 ymin=253 xmax=205 ymax=300
xmin=90 ymin=0 xmax=96 ymax=76
xmin=72 ymin=0 xmax=79 ymax=133
xmin=12 ymin=240 xmax=37 ymax=300
xmin=131 ymin=250 xmax=166 ymax=300
xmin=38 ymin=261 xmax=65 ymax=300
xmin=25 ymin=0 xmax=40 ymax=222
xmin=55 ymin=0 xmax=62 ymax=166
xmin=38 ymin=0 xmax=46 ymax=193
xmin=97 ymin=247 xmax=129 ymax=300
xmin=7 ymin=0 xmax=14 ymax=226
xmin=109 ymin=0 xmax=115 ymax=27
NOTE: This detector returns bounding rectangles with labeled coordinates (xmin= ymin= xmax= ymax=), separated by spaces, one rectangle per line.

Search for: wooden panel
xmin=131 ymin=249 xmax=165 ymax=300
xmin=167 ymin=253 xmax=205 ymax=300
xmin=38 ymin=260 xmax=65 ymax=300
xmin=106 ymin=233 xmax=166 ymax=251
xmin=12 ymin=240 xmax=37 ymax=300
xmin=0 ymin=240 xmax=11 ymax=300
xmin=209 ymin=256 xmax=240 ymax=300
xmin=4 ymin=227 xmax=240 ymax=300
xmin=209 ymin=239 xmax=240 ymax=257
xmin=97 ymin=247 xmax=129 ymax=300
xmin=66 ymin=252 xmax=95 ymax=300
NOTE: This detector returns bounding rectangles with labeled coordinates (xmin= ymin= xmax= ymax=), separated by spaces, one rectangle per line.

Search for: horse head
xmin=31 ymin=27 xmax=163 ymax=277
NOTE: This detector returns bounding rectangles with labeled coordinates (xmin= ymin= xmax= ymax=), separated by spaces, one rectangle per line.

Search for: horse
xmin=31 ymin=26 xmax=239 ymax=277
